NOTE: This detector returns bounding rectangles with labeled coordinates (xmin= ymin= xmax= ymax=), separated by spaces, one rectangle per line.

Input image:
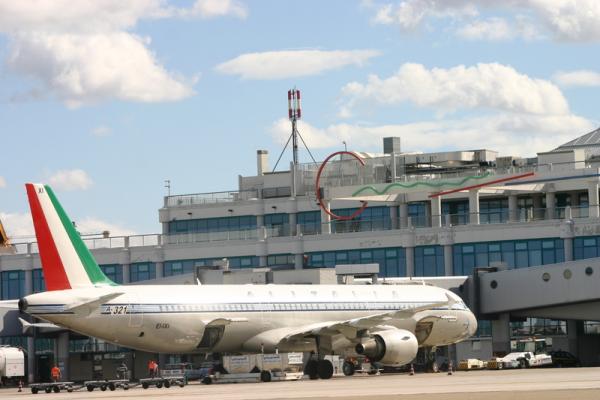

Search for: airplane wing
xmin=244 ymin=294 xmax=453 ymax=350
xmin=284 ymin=294 xmax=453 ymax=341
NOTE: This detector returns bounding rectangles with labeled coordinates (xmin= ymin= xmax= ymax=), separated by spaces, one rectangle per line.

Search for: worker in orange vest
xmin=51 ymin=364 xmax=61 ymax=382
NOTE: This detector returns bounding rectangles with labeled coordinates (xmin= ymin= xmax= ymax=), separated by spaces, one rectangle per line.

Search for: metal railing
xmin=165 ymin=189 xmax=259 ymax=207
xmin=7 ymin=204 xmax=598 ymax=255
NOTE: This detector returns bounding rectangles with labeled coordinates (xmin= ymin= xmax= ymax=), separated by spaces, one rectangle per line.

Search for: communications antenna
xmin=272 ymin=88 xmax=318 ymax=196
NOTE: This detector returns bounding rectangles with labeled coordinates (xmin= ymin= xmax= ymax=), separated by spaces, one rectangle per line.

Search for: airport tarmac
xmin=3 ymin=368 xmax=600 ymax=400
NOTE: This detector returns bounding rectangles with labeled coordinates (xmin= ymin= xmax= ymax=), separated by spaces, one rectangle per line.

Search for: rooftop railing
xmin=6 ymin=205 xmax=595 ymax=255
xmin=165 ymin=189 xmax=259 ymax=207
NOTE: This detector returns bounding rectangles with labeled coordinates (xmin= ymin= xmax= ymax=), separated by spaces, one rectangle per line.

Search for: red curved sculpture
xmin=315 ymin=151 xmax=368 ymax=221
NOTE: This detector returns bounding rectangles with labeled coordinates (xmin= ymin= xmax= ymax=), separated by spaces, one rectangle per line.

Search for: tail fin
xmin=26 ymin=183 xmax=116 ymax=290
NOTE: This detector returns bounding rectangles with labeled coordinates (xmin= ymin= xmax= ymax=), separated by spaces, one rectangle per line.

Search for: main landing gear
xmin=303 ymin=336 xmax=334 ymax=380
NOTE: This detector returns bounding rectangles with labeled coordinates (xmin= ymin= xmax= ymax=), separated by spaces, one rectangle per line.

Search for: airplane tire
xmin=260 ymin=370 xmax=272 ymax=382
xmin=142 ymin=382 xmax=149 ymax=389
xmin=202 ymin=377 xmax=212 ymax=385
xmin=317 ymin=360 xmax=334 ymax=380
xmin=123 ymin=384 xmax=129 ymax=390
xmin=342 ymin=361 xmax=355 ymax=376
xmin=305 ymin=360 xmax=318 ymax=380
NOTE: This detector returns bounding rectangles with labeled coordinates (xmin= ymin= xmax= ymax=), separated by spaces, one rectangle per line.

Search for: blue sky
xmin=0 ymin=0 xmax=599 ymax=239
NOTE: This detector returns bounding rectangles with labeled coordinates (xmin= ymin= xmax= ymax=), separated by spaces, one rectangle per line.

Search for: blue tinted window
xmin=100 ymin=264 xmax=123 ymax=284
xmin=32 ymin=269 xmax=45 ymax=293
xmin=130 ymin=262 xmax=156 ymax=282
xmin=306 ymin=247 xmax=406 ymax=277
xmin=415 ymin=246 xmax=444 ymax=276
xmin=1 ymin=270 xmax=24 ymax=300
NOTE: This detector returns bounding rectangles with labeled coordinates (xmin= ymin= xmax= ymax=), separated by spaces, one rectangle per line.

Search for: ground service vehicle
xmin=0 ymin=346 xmax=24 ymax=385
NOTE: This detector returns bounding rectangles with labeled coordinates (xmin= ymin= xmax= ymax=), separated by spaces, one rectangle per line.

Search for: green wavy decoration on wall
xmin=351 ymin=172 xmax=493 ymax=196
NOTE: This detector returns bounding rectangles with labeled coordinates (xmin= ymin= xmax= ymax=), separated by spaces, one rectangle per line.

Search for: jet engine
xmin=355 ymin=328 xmax=418 ymax=365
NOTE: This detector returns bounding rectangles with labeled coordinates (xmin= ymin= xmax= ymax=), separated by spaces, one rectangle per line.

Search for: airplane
xmin=17 ymin=183 xmax=477 ymax=379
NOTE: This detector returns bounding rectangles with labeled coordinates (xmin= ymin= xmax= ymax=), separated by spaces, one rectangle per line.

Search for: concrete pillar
xmin=257 ymin=214 xmax=264 ymax=227
xmin=57 ymin=332 xmax=69 ymax=380
xmin=508 ymin=194 xmax=518 ymax=222
xmin=390 ymin=205 xmax=398 ymax=230
xmin=491 ymin=313 xmax=511 ymax=356
xmin=587 ymin=181 xmax=599 ymax=218
xmin=294 ymin=254 xmax=304 ymax=270
xmin=289 ymin=212 xmax=297 ymax=236
xmin=155 ymin=261 xmax=164 ymax=278
xmin=405 ymin=247 xmax=415 ymax=277
xmin=399 ymin=203 xmax=408 ymax=229
xmin=469 ymin=189 xmax=480 ymax=225
xmin=27 ymin=336 xmax=35 ymax=383
xmin=321 ymin=200 xmax=331 ymax=234
xmin=122 ymin=264 xmax=130 ymax=284
xmin=430 ymin=196 xmax=441 ymax=228
xmin=560 ymin=219 xmax=575 ymax=261
xmin=259 ymin=255 xmax=268 ymax=267
xmin=546 ymin=190 xmax=556 ymax=220
xmin=443 ymin=245 xmax=453 ymax=276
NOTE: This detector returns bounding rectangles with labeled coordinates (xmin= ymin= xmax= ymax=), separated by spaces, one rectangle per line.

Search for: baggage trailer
xmin=29 ymin=382 xmax=75 ymax=394
xmin=204 ymin=353 xmax=304 ymax=384
xmin=138 ymin=376 xmax=186 ymax=389
xmin=84 ymin=379 xmax=131 ymax=391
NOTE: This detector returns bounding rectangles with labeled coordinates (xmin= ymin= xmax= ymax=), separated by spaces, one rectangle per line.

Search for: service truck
xmin=0 ymin=346 xmax=25 ymax=385
xmin=488 ymin=338 xmax=552 ymax=369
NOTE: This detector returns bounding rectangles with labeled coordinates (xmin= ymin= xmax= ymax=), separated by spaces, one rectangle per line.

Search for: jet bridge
xmin=478 ymin=257 xmax=600 ymax=320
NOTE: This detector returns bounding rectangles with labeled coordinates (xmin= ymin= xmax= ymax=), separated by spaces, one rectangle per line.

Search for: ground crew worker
xmin=51 ymin=364 xmax=61 ymax=382
xmin=148 ymin=360 xmax=154 ymax=378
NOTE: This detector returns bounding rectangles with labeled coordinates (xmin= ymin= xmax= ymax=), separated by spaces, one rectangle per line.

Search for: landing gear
xmin=305 ymin=336 xmax=334 ymax=380
xmin=317 ymin=360 xmax=333 ymax=379
xmin=342 ymin=361 xmax=356 ymax=376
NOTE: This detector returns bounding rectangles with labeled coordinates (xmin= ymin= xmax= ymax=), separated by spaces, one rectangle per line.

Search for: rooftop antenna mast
xmin=272 ymin=88 xmax=318 ymax=197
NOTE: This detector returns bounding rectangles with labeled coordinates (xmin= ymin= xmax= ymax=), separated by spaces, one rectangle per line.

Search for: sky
xmin=0 ymin=0 xmax=599 ymax=240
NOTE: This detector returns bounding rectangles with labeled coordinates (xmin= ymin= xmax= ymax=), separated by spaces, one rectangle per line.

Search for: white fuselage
xmin=22 ymin=283 xmax=477 ymax=354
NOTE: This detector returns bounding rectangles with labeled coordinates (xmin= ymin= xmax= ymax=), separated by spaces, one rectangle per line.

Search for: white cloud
xmin=456 ymin=18 xmax=514 ymax=41
xmin=554 ymin=70 xmax=600 ymax=88
xmin=48 ymin=169 xmax=93 ymax=191
xmin=0 ymin=212 xmax=34 ymax=240
xmin=8 ymin=32 xmax=194 ymax=107
xmin=271 ymin=113 xmax=594 ymax=157
xmin=215 ymin=49 xmax=381 ymax=80
xmin=0 ymin=176 xmax=6 ymax=188
xmin=75 ymin=217 xmax=136 ymax=237
xmin=91 ymin=125 xmax=112 ymax=137
xmin=183 ymin=0 xmax=247 ymax=19
xmin=371 ymin=0 xmax=600 ymax=42
xmin=0 ymin=1 xmax=245 ymax=106
xmin=341 ymin=63 xmax=569 ymax=116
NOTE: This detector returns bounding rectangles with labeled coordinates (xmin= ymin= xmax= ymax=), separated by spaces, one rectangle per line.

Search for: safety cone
xmin=409 ymin=363 xmax=415 ymax=376
xmin=448 ymin=360 xmax=453 ymax=375
xmin=18 ymin=380 xmax=22 ymax=392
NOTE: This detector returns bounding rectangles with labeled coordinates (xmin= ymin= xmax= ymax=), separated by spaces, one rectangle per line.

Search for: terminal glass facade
xmin=100 ymin=264 xmax=123 ymax=284
xmin=574 ymin=236 xmax=600 ymax=259
xmin=331 ymin=206 xmax=391 ymax=232
xmin=130 ymin=262 xmax=156 ymax=282
xmin=453 ymin=239 xmax=564 ymax=275
xmin=307 ymin=247 xmax=406 ymax=277
xmin=1 ymin=270 xmax=25 ymax=300
xmin=414 ymin=246 xmax=444 ymax=276
xmin=32 ymin=268 xmax=45 ymax=293
xmin=167 ymin=215 xmax=257 ymax=234
xmin=297 ymin=211 xmax=321 ymax=235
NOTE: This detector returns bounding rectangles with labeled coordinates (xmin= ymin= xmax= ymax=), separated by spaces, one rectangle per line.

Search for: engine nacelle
xmin=355 ymin=328 xmax=418 ymax=366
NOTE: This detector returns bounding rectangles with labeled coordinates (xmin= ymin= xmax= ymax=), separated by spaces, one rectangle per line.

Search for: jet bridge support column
xmin=399 ymin=202 xmax=408 ymax=229
xmin=27 ymin=337 xmax=35 ymax=383
xmin=491 ymin=313 xmax=511 ymax=356
xmin=56 ymin=332 xmax=70 ymax=381
xmin=430 ymin=195 xmax=442 ymax=228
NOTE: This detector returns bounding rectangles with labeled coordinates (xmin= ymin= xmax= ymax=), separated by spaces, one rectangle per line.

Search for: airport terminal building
xmin=2 ymin=127 xmax=600 ymax=381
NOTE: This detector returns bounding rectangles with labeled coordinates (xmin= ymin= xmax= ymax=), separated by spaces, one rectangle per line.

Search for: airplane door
xmin=129 ymin=293 xmax=143 ymax=328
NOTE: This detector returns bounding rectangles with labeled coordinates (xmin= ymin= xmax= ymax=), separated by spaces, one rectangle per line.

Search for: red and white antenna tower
xmin=288 ymin=88 xmax=301 ymax=166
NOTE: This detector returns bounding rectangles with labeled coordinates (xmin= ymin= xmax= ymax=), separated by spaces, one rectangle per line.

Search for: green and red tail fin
xmin=26 ymin=183 xmax=117 ymax=290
